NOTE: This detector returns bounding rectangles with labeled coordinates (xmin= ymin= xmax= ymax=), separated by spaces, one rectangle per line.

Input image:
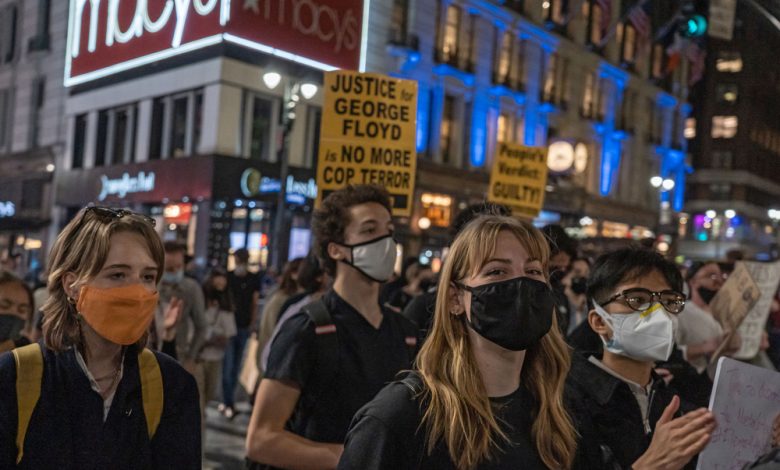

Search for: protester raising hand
xmin=163 ymin=296 xmax=184 ymax=340
xmin=633 ymin=396 xmax=716 ymax=470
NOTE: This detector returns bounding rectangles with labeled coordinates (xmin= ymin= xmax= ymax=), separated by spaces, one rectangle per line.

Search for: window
xmin=542 ymin=53 xmax=558 ymax=103
xmin=651 ymin=43 xmax=665 ymax=79
xmin=581 ymin=72 xmax=596 ymax=118
xmin=509 ymin=39 xmax=525 ymax=90
xmin=494 ymin=30 xmax=512 ymax=85
xmin=389 ymin=0 xmax=409 ymax=45
xmin=588 ymin=1 xmax=607 ymax=45
xmin=712 ymin=116 xmax=738 ymax=138
xmin=546 ymin=0 xmax=567 ymax=25
xmin=461 ymin=14 xmax=477 ymax=71
xmin=437 ymin=4 xmax=460 ymax=65
xmin=716 ymin=83 xmax=738 ymax=103
xmin=684 ymin=117 xmax=696 ymax=139
xmin=497 ymin=112 xmax=511 ymax=143
xmin=29 ymin=78 xmax=45 ymax=148
xmin=28 ymin=0 xmax=51 ymax=51
xmin=716 ymin=52 xmax=742 ymax=72
xmin=619 ymin=90 xmax=635 ymax=131
xmin=0 ymin=5 xmax=18 ymax=65
xmin=247 ymin=94 xmax=274 ymax=161
xmin=148 ymin=89 xmax=204 ymax=160
xmin=440 ymin=95 xmax=455 ymax=164
xmin=0 ymin=88 xmax=11 ymax=151
xmin=649 ymin=98 xmax=662 ymax=143
xmin=712 ymin=151 xmax=733 ymax=169
xmin=620 ymin=23 xmax=637 ymax=64
xmin=72 ymin=114 xmax=87 ymax=169
xmin=95 ymin=104 xmax=137 ymax=166
xmin=505 ymin=0 xmax=524 ymax=13
xmin=597 ymin=79 xmax=609 ymax=121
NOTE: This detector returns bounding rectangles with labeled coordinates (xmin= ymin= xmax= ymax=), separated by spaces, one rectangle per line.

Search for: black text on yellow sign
xmin=487 ymin=143 xmax=549 ymax=218
xmin=316 ymin=71 xmax=418 ymax=216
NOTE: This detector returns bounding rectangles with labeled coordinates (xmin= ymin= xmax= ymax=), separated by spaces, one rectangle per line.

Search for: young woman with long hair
xmin=338 ymin=214 xmax=578 ymax=469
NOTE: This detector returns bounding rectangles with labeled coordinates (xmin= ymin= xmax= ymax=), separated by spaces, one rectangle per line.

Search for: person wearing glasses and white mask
xmin=565 ymin=248 xmax=716 ymax=470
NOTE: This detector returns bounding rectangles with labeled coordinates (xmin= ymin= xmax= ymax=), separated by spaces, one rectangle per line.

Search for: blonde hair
xmin=42 ymin=208 xmax=164 ymax=352
xmin=417 ymin=215 xmax=577 ymax=469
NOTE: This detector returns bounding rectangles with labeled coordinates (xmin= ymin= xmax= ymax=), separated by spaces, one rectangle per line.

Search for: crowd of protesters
xmin=2 ymin=184 xmax=780 ymax=469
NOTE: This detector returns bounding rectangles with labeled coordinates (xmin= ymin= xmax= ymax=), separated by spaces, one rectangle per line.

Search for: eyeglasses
xmin=602 ymin=288 xmax=686 ymax=314
xmin=85 ymin=206 xmax=156 ymax=227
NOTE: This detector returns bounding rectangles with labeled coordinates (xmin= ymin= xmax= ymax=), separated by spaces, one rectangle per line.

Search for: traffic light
xmin=679 ymin=0 xmax=708 ymax=38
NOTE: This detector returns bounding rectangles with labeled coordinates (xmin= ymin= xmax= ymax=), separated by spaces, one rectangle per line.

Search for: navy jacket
xmin=0 ymin=344 xmax=200 ymax=469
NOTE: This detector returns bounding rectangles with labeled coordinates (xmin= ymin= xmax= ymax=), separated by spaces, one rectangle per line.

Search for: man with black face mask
xmin=246 ymin=185 xmax=418 ymax=470
xmin=676 ymin=261 xmax=739 ymax=373
xmin=542 ymin=224 xmax=578 ymax=334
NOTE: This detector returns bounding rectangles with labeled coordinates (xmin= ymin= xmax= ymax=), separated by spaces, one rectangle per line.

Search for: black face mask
xmin=458 ymin=277 xmax=555 ymax=351
xmin=570 ymin=276 xmax=588 ymax=295
xmin=0 ymin=314 xmax=25 ymax=342
xmin=419 ymin=277 xmax=437 ymax=293
xmin=698 ymin=287 xmax=718 ymax=305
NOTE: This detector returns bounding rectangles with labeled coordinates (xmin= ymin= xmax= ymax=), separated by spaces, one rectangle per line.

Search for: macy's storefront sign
xmin=66 ymin=0 xmax=367 ymax=86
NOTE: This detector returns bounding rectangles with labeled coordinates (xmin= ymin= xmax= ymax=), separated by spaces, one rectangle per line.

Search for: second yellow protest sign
xmin=316 ymin=71 xmax=418 ymax=216
xmin=487 ymin=143 xmax=549 ymax=218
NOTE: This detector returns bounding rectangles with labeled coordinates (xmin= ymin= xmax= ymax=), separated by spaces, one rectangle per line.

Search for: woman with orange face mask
xmin=0 ymin=206 xmax=200 ymax=469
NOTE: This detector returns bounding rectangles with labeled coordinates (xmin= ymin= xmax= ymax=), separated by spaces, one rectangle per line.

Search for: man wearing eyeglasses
xmin=565 ymin=248 xmax=716 ymax=470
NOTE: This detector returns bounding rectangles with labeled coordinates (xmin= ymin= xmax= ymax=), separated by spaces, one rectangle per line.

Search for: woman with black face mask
xmin=339 ymin=215 xmax=580 ymax=469
xmin=677 ymin=261 xmax=740 ymax=373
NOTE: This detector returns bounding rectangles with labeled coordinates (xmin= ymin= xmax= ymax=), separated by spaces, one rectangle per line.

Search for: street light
xmin=706 ymin=210 xmax=717 ymax=219
xmin=268 ymin=72 xmax=320 ymax=270
xmin=725 ymin=209 xmax=736 ymax=219
xmin=650 ymin=176 xmax=663 ymax=188
xmin=661 ymin=179 xmax=675 ymax=191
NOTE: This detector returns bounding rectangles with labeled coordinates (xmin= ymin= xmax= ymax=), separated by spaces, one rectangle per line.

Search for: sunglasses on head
xmin=84 ymin=206 xmax=156 ymax=227
xmin=601 ymin=287 xmax=686 ymax=314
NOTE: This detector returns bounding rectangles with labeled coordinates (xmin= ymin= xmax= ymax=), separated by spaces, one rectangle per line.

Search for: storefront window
xmin=304 ymin=106 xmax=322 ymax=167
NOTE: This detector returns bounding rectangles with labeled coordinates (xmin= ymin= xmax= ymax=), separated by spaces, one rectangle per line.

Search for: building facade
xmin=3 ymin=0 xmax=698 ymax=272
xmin=0 ymin=0 xmax=64 ymax=276
xmin=681 ymin=0 xmax=780 ymax=260
xmin=370 ymin=0 xmax=695 ymax=260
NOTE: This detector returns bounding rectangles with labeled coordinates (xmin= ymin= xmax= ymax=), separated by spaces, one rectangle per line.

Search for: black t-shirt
xmin=264 ymin=290 xmax=416 ymax=443
xmin=228 ymin=271 xmax=261 ymax=328
xmin=401 ymin=290 xmax=437 ymax=339
xmin=338 ymin=373 xmax=547 ymax=470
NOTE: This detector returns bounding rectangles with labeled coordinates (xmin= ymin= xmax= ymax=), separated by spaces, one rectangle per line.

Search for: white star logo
xmin=244 ymin=0 xmax=259 ymax=14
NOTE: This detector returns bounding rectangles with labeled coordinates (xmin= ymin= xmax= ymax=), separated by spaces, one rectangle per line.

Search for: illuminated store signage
xmin=98 ymin=171 xmax=156 ymax=200
xmin=0 ymin=201 xmax=15 ymax=218
xmin=65 ymin=0 xmax=368 ymax=86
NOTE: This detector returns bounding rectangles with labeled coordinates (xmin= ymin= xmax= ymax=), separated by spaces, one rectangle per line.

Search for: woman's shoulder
xmin=357 ymin=372 xmax=425 ymax=429
xmin=147 ymin=349 xmax=197 ymax=390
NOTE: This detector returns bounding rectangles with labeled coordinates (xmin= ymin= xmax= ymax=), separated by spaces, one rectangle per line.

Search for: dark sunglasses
xmin=84 ymin=206 xmax=156 ymax=227
xmin=602 ymin=287 xmax=686 ymax=314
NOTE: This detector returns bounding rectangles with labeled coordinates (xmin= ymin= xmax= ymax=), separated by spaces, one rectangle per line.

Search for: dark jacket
xmin=565 ymin=352 xmax=698 ymax=470
xmin=0 ymin=344 xmax=200 ymax=469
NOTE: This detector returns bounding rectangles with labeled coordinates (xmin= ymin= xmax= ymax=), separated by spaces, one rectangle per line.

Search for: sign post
xmin=487 ymin=143 xmax=549 ymax=218
xmin=316 ymin=71 xmax=418 ymax=216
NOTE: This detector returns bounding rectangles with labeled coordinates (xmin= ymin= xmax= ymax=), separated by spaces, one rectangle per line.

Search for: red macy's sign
xmin=65 ymin=0 xmax=367 ymax=86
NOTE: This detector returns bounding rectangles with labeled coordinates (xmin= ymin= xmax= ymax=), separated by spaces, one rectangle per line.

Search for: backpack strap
xmin=12 ymin=343 xmax=43 ymax=465
xmin=301 ymin=300 xmax=338 ymax=403
xmin=138 ymin=348 xmax=164 ymax=440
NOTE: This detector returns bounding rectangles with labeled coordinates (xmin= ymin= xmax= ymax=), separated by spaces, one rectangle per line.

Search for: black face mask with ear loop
xmin=457 ymin=277 xmax=555 ymax=351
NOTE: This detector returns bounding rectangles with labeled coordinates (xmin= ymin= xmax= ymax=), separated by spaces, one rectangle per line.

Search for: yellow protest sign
xmin=487 ymin=143 xmax=549 ymax=218
xmin=316 ymin=71 xmax=418 ymax=216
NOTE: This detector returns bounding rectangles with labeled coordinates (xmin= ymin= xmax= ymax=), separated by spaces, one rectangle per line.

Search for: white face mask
xmin=340 ymin=234 xmax=398 ymax=283
xmin=593 ymin=301 xmax=676 ymax=363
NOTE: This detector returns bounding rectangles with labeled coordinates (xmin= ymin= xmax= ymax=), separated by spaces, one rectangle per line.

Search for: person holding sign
xmin=565 ymin=248 xmax=716 ymax=469
xmin=246 ymin=185 xmax=418 ymax=470
xmin=338 ymin=215 xmax=579 ymax=469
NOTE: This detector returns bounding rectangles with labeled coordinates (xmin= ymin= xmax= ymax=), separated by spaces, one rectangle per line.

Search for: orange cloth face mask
xmin=77 ymin=284 xmax=159 ymax=345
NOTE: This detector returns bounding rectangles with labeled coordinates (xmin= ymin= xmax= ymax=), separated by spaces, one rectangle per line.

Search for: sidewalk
xmin=203 ymin=401 xmax=252 ymax=470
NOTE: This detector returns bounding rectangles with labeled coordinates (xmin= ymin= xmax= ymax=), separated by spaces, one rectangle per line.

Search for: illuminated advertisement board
xmin=65 ymin=0 xmax=369 ymax=86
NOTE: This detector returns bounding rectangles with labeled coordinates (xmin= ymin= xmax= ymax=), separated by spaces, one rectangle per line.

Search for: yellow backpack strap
xmin=12 ymin=343 xmax=43 ymax=465
xmin=138 ymin=348 xmax=164 ymax=440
